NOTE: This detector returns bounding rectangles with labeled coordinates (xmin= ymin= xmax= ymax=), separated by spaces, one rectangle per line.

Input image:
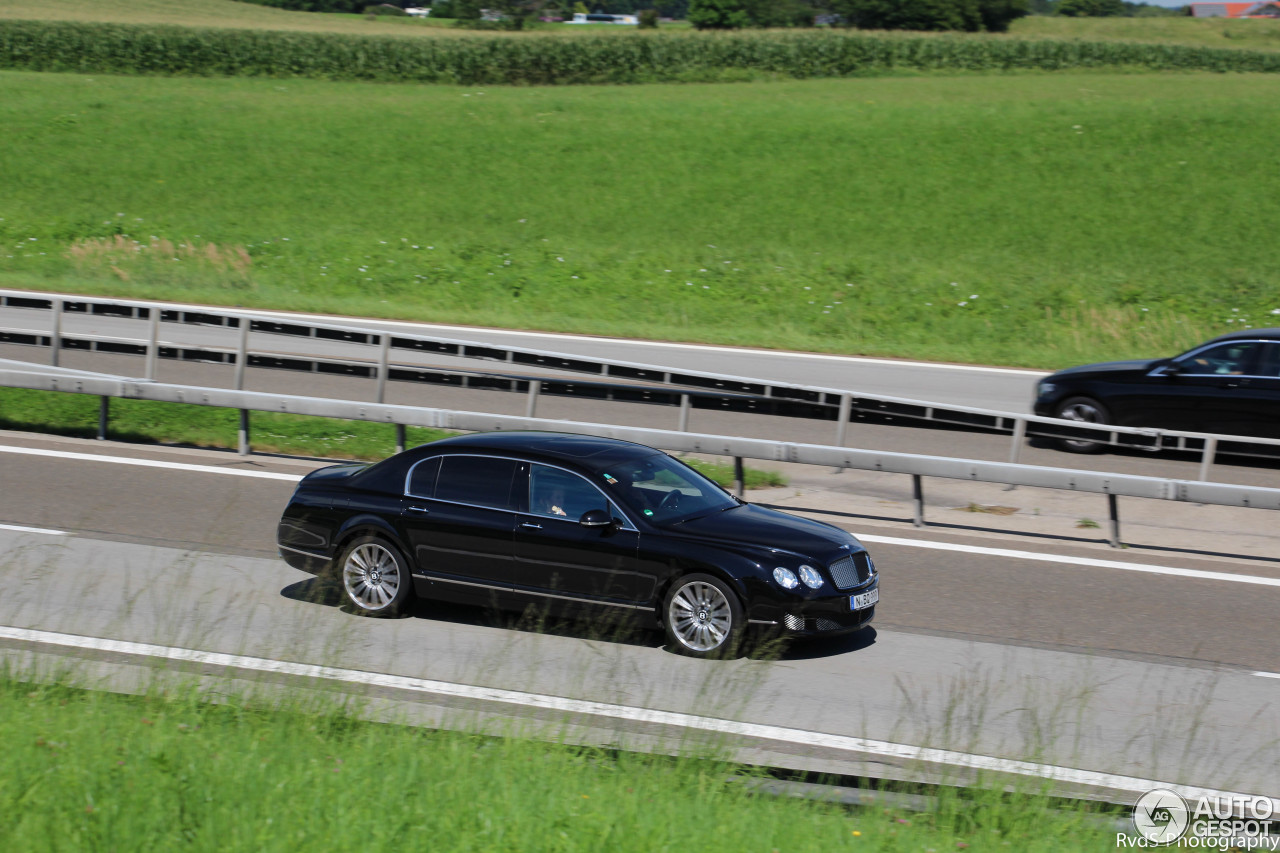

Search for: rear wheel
xmin=662 ymin=573 xmax=744 ymax=658
xmin=338 ymin=535 xmax=414 ymax=617
xmin=1054 ymin=396 xmax=1110 ymax=454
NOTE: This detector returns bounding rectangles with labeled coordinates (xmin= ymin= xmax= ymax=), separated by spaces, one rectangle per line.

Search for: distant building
xmin=1188 ymin=2 xmax=1280 ymax=17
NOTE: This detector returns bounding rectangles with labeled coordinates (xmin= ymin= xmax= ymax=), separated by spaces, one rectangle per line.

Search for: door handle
xmin=407 ymin=506 xmax=430 ymax=514
xmin=520 ymin=522 xmax=542 ymax=530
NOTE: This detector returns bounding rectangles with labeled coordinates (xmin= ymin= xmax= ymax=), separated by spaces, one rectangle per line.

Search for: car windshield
xmin=597 ymin=453 xmax=737 ymax=524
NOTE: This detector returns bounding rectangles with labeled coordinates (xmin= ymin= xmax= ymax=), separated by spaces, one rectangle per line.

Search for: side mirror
xmin=579 ymin=509 xmax=614 ymax=529
xmin=1157 ymin=361 xmax=1184 ymax=377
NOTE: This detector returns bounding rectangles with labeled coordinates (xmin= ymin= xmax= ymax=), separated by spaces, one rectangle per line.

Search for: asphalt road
xmin=1 ymin=433 xmax=1277 ymax=795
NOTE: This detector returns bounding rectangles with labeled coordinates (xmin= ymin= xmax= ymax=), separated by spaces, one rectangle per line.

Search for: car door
xmin=399 ymin=454 xmax=520 ymax=589
xmin=512 ymin=463 xmax=656 ymax=603
xmin=1168 ymin=341 xmax=1266 ymax=436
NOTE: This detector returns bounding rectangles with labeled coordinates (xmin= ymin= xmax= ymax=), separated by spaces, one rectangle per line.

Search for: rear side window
xmin=406 ymin=456 xmax=441 ymax=498
xmin=434 ymin=456 xmax=519 ymax=510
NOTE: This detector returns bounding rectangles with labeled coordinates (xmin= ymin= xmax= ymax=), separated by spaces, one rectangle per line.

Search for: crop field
xmin=3 ymin=70 xmax=1278 ymax=368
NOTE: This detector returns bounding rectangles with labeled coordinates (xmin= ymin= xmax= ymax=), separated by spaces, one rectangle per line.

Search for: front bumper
xmin=748 ymin=578 xmax=878 ymax=636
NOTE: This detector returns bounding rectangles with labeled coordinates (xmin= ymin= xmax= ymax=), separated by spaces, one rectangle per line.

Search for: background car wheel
xmin=1054 ymin=396 xmax=1110 ymax=454
xmin=338 ymin=535 xmax=414 ymax=617
xmin=662 ymin=573 xmax=744 ymax=658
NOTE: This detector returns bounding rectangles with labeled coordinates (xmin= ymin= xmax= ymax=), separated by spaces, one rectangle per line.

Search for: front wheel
xmin=338 ymin=535 xmax=414 ymax=617
xmin=1054 ymin=396 xmax=1110 ymax=454
xmin=662 ymin=573 xmax=744 ymax=658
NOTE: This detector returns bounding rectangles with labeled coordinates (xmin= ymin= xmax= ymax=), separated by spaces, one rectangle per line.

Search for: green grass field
xmin=1011 ymin=14 xmax=1280 ymax=53
xmin=0 ymin=675 xmax=1119 ymax=851
xmin=3 ymin=70 xmax=1277 ymax=368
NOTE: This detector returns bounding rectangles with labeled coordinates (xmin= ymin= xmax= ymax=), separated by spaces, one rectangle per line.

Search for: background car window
xmin=434 ymin=456 xmax=518 ymax=510
xmin=529 ymin=464 xmax=608 ymax=520
xmin=406 ymin=456 xmax=441 ymax=498
xmin=1179 ymin=342 xmax=1260 ymax=376
xmin=1257 ymin=343 xmax=1280 ymax=378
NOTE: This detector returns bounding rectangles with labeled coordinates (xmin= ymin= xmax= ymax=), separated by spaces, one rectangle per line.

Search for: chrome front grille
xmin=828 ymin=552 xmax=872 ymax=590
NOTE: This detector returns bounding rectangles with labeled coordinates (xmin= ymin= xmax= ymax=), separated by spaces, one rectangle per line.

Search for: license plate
xmin=850 ymin=588 xmax=879 ymax=611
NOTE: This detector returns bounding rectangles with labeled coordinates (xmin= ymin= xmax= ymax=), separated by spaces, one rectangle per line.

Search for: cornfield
xmin=2 ymin=20 xmax=1279 ymax=85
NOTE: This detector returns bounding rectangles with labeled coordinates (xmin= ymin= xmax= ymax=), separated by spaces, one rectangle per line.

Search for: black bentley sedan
xmin=277 ymin=431 xmax=878 ymax=657
xmin=1034 ymin=329 xmax=1280 ymax=452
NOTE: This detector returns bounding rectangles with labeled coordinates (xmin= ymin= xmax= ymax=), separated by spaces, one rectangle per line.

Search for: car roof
xmin=1202 ymin=328 xmax=1280 ymax=345
xmin=418 ymin=431 xmax=663 ymax=472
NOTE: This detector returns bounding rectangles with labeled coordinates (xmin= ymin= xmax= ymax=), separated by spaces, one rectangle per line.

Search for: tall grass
xmin=0 ymin=673 xmax=1120 ymax=851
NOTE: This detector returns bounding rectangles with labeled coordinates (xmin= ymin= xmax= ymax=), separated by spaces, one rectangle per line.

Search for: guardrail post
xmin=834 ymin=393 xmax=852 ymax=447
xmin=97 ymin=397 xmax=109 ymax=440
xmin=376 ymin=334 xmax=390 ymax=404
xmin=144 ymin=310 xmax=159 ymax=381
xmin=1108 ymin=494 xmax=1121 ymax=548
xmin=733 ymin=456 xmax=745 ymax=497
xmin=831 ymin=393 xmax=853 ymax=473
xmin=50 ymin=300 xmax=62 ymax=367
xmin=1008 ymin=417 xmax=1027 ymax=465
xmin=678 ymin=394 xmax=691 ymax=432
xmin=395 ymin=424 xmax=406 ymax=455
xmin=526 ymin=380 xmax=541 ymax=418
xmin=912 ymin=474 xmax=926 ymax=528
xmin=234 ymin=321 xmax=249 ymax=390
xmin=1198 ymin=437 xmax=1218 ymax=483
xmin=238 ymin=409 xmax=250 ymax=456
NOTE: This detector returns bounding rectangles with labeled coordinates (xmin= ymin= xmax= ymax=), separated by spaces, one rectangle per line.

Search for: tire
xmin=1054 ymin=396 xmax=1110 ymax=454
xmin=662 ymin=573 xmax=745 ymax=658
xmin=337 ymin=535 xmax=414 ymax=617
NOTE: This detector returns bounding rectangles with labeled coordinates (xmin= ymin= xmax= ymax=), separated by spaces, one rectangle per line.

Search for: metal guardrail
xmin=5 ymin=289 xmax=1280 ymax=483
xmin=5 ymin=367 xmax=1280 ymax=548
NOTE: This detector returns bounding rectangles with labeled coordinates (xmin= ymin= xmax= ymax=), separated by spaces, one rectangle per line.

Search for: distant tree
xmin=978 ymin=0 xmax=1029 ymax=30
xmin=1057 ymin=0 xmax=1125 ymax=15
xmin=638 ymin=7 xmax=660 ymax=26
xmin=687 ymin=0 xmax=751 ymax=28
xmin=833 ymin=0 xmax=1025 ymax=31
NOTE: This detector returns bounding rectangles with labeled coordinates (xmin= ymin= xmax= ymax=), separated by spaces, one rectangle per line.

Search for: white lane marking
xmin=0 ymin=522 xmax=66 ymax=536
xmin=859 ymin=534 xmax=1280 ymax=589
xmin=3 ymin=298 xmax=1045 ymax=377
xmin=0 ymin=623 xmax=1270 ymax=806
xmin=0 ymin=445 xmax=303 ymax=482
xmin=1256 ymin=672 xmax=1280 ymax=680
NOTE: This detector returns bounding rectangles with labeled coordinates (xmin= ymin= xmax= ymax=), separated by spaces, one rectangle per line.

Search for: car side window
xmin=529 ymin=464 xmax=609 ymax=521
xmin=1179 ymin=342 xmax=1260 ymax=376
xmin=406 ymin=456 xmax=441 ymax=498
xmin=434 ymin=456 xmax=519 ymax=510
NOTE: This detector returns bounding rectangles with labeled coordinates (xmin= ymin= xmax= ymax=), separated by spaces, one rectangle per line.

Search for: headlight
xmin=1037 ymin=381 xmax=1056 ymax=397
xmin=772 ymin=567 xmax=799 ymax=590
xmin=798 ymin=565 xmax=824 ymax=590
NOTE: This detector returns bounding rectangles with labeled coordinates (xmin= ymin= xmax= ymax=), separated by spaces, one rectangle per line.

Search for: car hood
xmin=664 ymin=503 xmax=860 ymax=563
xmin=1048 ymin=358 xmax=1163 ymax=380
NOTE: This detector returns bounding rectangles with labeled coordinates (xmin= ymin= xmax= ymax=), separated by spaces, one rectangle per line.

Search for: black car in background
xmin=277 ymin=432 xmax=878 ymax=657
xmin=1034 ymin=329 xmax=1280 ymax=452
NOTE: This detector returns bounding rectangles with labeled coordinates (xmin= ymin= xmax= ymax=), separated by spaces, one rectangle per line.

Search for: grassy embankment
xmin=0 ymin=675 xmax=1121 ymax=851
xmin=3 ymin=72 xmax=1277 ymax=371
